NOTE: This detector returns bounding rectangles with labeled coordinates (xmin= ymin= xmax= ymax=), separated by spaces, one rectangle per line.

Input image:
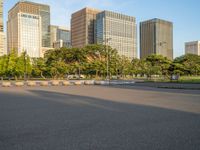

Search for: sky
xmin=3 ymin=0 xmax=200 ymax=58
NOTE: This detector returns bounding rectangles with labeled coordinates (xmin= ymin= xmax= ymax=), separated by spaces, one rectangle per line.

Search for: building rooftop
xmin=8 ymin=0 xmax=50 ymax=13
xmin=141 ymin=18 xmax=172 ymax=24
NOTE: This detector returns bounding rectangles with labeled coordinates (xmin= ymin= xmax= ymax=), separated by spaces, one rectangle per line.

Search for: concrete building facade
xmin=7 ymin=1 xmax=50 ymax=57
xmin=140 ymin=18 xmax=173 ymax=59
xmin=0 ymin=0 xmax=2 ymax=32
xmin=185 ymin=41 xmax=200 ymax=55
xmin=50 ymin=25 xmax=71 ymax=48
xmin=0 ymin=0 xmax=5 ymax=56
xmin=71 ymin=7 xmax=101 ymax=48
xmin=96 ymin=10 xmax=137 ymax=60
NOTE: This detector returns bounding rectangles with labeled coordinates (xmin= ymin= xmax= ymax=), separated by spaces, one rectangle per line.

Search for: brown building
xmin=140 ymin=18 xmax=173 ymax=59
xmin=71 ymin=7 xmax=101 ymax=48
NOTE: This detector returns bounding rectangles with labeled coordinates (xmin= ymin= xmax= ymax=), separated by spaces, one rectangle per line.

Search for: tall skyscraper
xmin=7 ymin=1 xmax=50 ymax=57
xmin=0 ymin=0 xmax=5 ymax=56
xmin=0 ymin=0 xmax=2 ymax=32
xmin=185 ymin=41 xmax=200 ymax=56
xmin=96 ymin=10 xmax=137 ymax=60
xmin=39 ymin=3 xmax=50 ymax=48
xmin=50 ymin=25 xmax=71 ymax=48
xmin=140 ymin=18 xmax=173 ymax=59
xmin=71 ymin=7 xmax=101 ymax=48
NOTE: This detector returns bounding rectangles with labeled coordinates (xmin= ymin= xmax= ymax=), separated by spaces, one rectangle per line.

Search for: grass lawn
xmin=178 ymin=76 xmax=200 ymax=83
xmin=134 ymin=76 xmax=200 ymax=84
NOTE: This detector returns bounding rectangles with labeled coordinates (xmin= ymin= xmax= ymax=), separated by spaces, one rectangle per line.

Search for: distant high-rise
xmin=39 ymin=3 xmax=50 ymax=48
xmin=71 ymin=7 xmax=101 ymax=48
xmin=185 ymin=41 xmax=200 ymax=56
xmin=7 ymin=1 xmax=50 ymax=57
xmin=96 ymin=10 xmax=137 ymax=59
xmin=140 ymin=18 xmax=173 ymax=59
xmin=0 ymin=0 xmax=5 ymax=56
xmin=50 ymin=25 xmax=71 ymax=48
xmin=0 ymin=0 xmax=2 ymax=32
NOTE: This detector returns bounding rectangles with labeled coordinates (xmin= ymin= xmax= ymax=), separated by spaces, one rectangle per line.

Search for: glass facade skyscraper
xmin=50 ymin=25 xmax=71 ymax=48
xmin=96 ymin=11 xmax=137 ymax=60
xmin=39 ymin=4 xmax=51 ymax=47
xmin=57 ymin=27 xmax=71 ymax=45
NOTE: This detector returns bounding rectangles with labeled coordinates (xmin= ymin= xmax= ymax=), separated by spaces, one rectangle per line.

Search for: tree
xmin=71 ymin=48 xmax=87 ymax=78
xmin=145 ymin=54 xmax=172 ymax=78
xmin=32 ymin=58 xmax=47 ymax=78
xmin=83 ymin=44 xmax=109 ymax=78
xmin=131 ymin=58 xmax=140 ymax=77
xmin=0 ymin=55 xmax=8 ymax=79
xmin=116 ymin=56 xmax=132 ymax=78
xmin=174 ymin=54 xmax=200 ymax=75
xmin=6 ymin=49 xmax=18 ymax=79
xmin=168 ymin=63 xmax=185 ymax=76
xmin=48 ymin=60 xmax=70 ymax=79
xmin=13 ymin=52 xmax=32 ymax=80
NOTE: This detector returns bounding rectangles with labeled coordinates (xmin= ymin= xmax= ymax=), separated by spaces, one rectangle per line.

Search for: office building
xmin=0 ymin=32 xmax=6 ymax=56
xmin=53 ymin=40 xmax=71 ymax=49
xmin=7 ymin=1 xmax=50 ymax=57
xmin=0 ymin=0 xmax=2 ymax=32
xmin=39 ymin=3 xmax=51 ymax=48
xmin=0 ymin=0 xmax=5 ymax=56
xmin=140 ymin=18 xmax=173 ymax=59
xmin=96 ymin=10 xmax=137 ymax=59
xmin=71 ymin=7 xmax=101 ymax=48
xmin=50 ymin=25 xmax=71 ymax=48
xmin=185 ymin=41 xmax=200 ymax=55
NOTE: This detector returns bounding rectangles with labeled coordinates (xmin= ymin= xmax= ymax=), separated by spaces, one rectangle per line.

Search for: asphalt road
xmin=0 ymin=85 xmax=200 ymax=150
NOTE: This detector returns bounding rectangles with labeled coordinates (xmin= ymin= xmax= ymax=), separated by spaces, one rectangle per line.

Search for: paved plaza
xmin=0 ymin=85 xmax=200 ymax=150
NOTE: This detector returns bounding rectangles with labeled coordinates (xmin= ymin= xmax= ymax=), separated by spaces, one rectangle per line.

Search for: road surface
xmin=0 ymin=85 xmax=200 ymax=150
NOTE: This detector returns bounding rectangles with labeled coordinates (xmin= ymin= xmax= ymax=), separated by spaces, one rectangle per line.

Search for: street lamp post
xmin=24 ymin=50 xmax=27 ymax=82
xmin=103 ymin=38 xmax=112 ymax=81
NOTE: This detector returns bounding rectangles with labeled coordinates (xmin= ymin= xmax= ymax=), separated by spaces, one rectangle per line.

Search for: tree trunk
xmin=15 ymin=76 xmax=18 ymax=81
xmin=41 ymin=72 xmax=45 ymax=79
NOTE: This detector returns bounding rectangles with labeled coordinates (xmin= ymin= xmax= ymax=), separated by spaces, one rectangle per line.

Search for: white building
xmin=18 ymin=13 xmax=41 ymax=57
xmin=185 ymin=41 xmax=200 ymax=55
xmin=0 ymin=32 xmax=5 ymax=56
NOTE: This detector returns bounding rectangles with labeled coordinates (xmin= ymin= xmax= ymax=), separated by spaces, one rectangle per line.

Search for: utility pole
xmin=24 ymin=50 xmax=27 ymax=82
xmin=104 ymin=38 xmax=112 ymax=81
xmin=104 ymin=17 xmax=112 ymax=82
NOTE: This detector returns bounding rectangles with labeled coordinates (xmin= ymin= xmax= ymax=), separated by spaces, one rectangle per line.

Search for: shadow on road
xmin=0 ymin=89 xmax=200 ymax=150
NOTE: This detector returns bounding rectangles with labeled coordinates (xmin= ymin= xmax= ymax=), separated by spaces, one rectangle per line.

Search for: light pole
xmin=24 ymin=50 xmax=27 ymax=82
xmin=103 ymin=38 xmax=112 ymax=81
